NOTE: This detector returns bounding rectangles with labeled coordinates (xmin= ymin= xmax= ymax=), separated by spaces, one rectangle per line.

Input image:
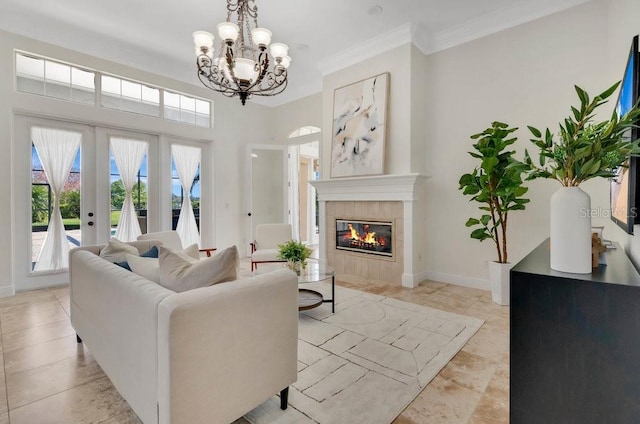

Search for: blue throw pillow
xmin=114 ymin=245 xmax=159 ymax=270
xmin=141 ymin=245 xmax=159 ymax=258
xmin=115 ymin=260 xmax=132 ymax=271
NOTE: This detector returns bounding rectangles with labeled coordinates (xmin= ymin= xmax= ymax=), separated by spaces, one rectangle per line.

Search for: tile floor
xmin=0 ymin=268 xmax=509 ymax=423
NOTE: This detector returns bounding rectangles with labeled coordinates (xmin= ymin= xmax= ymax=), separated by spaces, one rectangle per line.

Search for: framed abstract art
xmin=330 ymin=72 xmax=389 ymax=178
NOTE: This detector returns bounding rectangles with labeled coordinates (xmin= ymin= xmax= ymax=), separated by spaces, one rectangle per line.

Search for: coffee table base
xmin=298 ymin=289 xmax=323 ymax=311
xmin=298 ymin=275 xmax=335 ymax=313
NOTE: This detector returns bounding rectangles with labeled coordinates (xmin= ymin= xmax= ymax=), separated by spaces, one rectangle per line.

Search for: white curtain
xmin=172 ymin=145 xmax=201 ymax=247
xmin=32 ymin=127 xmax=81 ymax=271
xmin=111 ymin=137 xmax=148 ymax=242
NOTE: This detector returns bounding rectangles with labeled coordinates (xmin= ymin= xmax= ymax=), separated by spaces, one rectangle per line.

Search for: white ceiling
xmin=0 ymin=0 xmax=591 ymax=107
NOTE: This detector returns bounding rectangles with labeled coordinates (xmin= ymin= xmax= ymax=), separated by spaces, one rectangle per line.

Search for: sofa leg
xmin=251 ymin=262 xmax=255 ymax=272
xmin=76 ymin=333 xmax=82 ymax=344
xmin=280 ymin=387 xmax=289 ymax=410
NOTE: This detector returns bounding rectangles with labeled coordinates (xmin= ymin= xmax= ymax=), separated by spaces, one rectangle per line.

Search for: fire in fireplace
xmin=336 ymin=219 xmax=392 ymax=257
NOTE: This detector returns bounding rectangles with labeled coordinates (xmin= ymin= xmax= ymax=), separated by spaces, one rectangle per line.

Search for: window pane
xmin=71 ymin=67 xmax=95 ymax=90
xmin=16 ymin=54 xmax=44 ymax=79
xmin=45 ymin=61 xmax=71 ymax=84
xmin=101 ymin=76 xmax=121 ymax=96
xmin=180 ymin=95 xmax=196 ymax=112
xmin=195 ymin=99 xmax=210 ymax=127
xmin=195 ymin=99 xmax=210 ymax=114
xmin=142 ymin=85 xmax=159 ymax=104
xmin=164 ymin=91 xmax=181 ymax=121
xmin=121 ymin=80 xmax=141 ymax=101
xmin=71 ymin=68 xmax=95 ymax=105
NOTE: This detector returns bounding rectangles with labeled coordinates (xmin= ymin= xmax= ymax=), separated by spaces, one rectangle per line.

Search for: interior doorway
xmin=288 ymin=127 xmax=320 ymax=245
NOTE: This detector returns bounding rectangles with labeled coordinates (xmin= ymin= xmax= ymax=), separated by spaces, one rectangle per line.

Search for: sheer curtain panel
xmin=32 ymin=127 xmax=81 ymax=271
xmin=111 ymin=137 xmax=148 ymax=241
xmin=172 ymin=145 xmax=201 ymax=247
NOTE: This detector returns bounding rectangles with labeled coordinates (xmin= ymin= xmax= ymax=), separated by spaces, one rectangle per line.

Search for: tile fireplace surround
xmin=311 ymin=174 xmax=428 ymax=288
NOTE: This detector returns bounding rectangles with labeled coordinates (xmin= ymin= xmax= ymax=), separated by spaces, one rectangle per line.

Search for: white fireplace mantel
xmin=310 ymin=173 xmax=428 ymax=202
xmin=311 ymin=174 xmax=428 ymax=288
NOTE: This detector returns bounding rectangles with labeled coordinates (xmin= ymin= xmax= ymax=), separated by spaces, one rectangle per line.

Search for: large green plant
xmin=522 ymin=83 xmax=640 ymax=186
xmin=459 ymin=122 xmax=530 ymax=263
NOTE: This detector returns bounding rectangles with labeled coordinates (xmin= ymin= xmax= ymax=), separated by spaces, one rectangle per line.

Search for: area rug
xmin=244 ymin=282 xmax=484 ymax=424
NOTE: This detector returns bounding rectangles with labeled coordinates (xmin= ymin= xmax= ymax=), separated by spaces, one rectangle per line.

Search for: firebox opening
xmin=336 ymin=219 xmax=393 ymax=257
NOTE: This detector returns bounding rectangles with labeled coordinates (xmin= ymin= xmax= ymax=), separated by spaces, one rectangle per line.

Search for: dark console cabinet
xmin=510 ymin=239 xmax=640 ymax=424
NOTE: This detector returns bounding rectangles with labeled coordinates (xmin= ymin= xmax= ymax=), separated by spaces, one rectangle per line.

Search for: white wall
xmin=0 ymin=29 xmax=274 ymax=292
xmin=422 ymin=0 xmax=612 ymax=288
xmin=272 ymin=93 xmax=322 ymax=145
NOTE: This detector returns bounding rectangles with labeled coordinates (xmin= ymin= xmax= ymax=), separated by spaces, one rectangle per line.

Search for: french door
xmin=14 ymin=115 xmax=157 ymax=291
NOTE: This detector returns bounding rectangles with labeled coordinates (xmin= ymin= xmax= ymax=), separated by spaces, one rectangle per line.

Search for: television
xmin=610 ymin=35 xmax=640 ymax=234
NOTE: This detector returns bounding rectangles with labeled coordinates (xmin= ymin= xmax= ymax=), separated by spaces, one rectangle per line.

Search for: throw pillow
xmin=158 ymin=245 xmax=238 ymax=293
xmin=182 ymin=243 xmax=201 ymax=260
xmin=114 ymin=245 xmax=159 ymax=271
xmin=99 ymin=238 xmax=139 ymax=263
xmin=126 ymin=254 xmax=160 ymax=283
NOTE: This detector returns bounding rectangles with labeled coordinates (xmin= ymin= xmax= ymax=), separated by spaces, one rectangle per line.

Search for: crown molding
xmin=417 ymin=0 xmax=594 ymax=55
xmin=317 ymin=23 xmax=413 ymax=77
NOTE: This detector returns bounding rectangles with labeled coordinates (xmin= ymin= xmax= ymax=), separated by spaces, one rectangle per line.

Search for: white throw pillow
xmin=126 ymin=254 xmax=160 ymax=283
xmin=182 ymin=243 xmax=201 ymax=260
xmin=99 ymin=238 xmax=139 ymax=263
xmin=158 ymin=245 xmax=239 ymax=293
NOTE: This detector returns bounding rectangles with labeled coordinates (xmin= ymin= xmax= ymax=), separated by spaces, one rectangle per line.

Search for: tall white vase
xmin=550 ymin=186 xmax=592 ymax=274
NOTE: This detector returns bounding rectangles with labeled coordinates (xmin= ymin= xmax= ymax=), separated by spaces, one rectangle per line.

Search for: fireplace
xmin=336 ymin=219 xmax=393 ymax=257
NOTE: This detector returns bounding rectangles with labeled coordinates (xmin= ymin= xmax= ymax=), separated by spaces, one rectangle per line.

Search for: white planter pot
xmin=550 ymin=186 xmax=592 ymax=274
xmin=489 ymin=261 xmax=512 ymax=306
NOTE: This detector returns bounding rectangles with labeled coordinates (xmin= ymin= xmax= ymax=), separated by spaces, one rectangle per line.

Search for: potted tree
xmin=459 ymin=121 xmax=530 ymax=305
xmin=522 ymin=83 xmax=640 ymax=273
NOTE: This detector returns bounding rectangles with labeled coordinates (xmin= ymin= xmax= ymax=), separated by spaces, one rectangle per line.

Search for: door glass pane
xmin=171 ymin=160 xmax=200 ymax=231
xmin=109 ymin=147 xmax=148 ymax=237
xmin=31 ymin=144 xmax=81 ymax=270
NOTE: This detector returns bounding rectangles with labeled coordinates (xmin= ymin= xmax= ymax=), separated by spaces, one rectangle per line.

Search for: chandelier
xmin=193 ymin=0 xmax=291 ymax=106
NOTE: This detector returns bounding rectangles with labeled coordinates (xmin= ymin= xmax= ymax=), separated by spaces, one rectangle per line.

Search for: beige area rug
xmin=244 ymin=282 xmax=484 ymax=424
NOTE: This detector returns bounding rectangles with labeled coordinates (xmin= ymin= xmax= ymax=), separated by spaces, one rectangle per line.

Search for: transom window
xmin=101 ymin=75 xmax=160 ymax=117
xmin=15 ymin=52 xmax=213 ymax=129
xmin=164 ymin=91 xmax=211 ymax=128
xmin=288 ymin=126 xmax=321 ymax=138
xmin=16 ymin=53 xmax=95 ymax=105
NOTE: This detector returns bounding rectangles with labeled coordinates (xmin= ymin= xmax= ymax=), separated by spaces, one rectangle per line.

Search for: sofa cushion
xmin=99 ymin=238 xmax=139 ymax=263
xmin=116 ymin=246 xmax=159 ymax=271
xmin=126 ymin=254 xmax=161 ymax=283
xmin=158 ymin=245 xmax=238 ymax=292
xmin=182 ymin=243 xmax=201 ymax=260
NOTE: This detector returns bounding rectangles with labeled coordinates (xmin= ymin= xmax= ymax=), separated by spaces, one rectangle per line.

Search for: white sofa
xmin=69 ymin=240 xmax=298 ymax=424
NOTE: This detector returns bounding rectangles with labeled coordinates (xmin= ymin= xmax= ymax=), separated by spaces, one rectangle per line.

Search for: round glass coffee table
xmin=253 ymin=261 xmax=335 ymax=312
xmin=297 ymin=262 xmax=335 ymax=312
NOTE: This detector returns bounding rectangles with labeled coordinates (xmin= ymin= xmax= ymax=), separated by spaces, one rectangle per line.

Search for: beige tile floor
xmin=0 ymin=268 xmax=509 ymax=424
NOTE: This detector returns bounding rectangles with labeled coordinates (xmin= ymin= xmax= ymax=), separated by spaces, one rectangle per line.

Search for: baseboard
xmin=0 ymin=285 xmax=15 ymax=298
xmin=421 ymin=271 xmax=490 ymax=291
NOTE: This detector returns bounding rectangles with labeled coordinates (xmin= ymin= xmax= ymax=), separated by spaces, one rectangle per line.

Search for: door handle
xmin=248 ymin=212 xmax=252 ymax=217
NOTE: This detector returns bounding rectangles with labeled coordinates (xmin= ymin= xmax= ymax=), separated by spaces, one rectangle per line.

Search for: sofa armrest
xmin=157 ymin=269 xmax=298 ymax=424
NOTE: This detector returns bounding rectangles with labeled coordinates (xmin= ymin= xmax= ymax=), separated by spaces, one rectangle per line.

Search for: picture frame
xmin=330 ymin=72 xmax=389 ymax=178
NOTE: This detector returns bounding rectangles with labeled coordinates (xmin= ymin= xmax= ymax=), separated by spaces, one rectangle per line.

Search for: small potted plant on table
xmin=459 ymin=121 xmax=530 ymax=305
xmin=277 ymin=240 xmax=312 ymax=275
